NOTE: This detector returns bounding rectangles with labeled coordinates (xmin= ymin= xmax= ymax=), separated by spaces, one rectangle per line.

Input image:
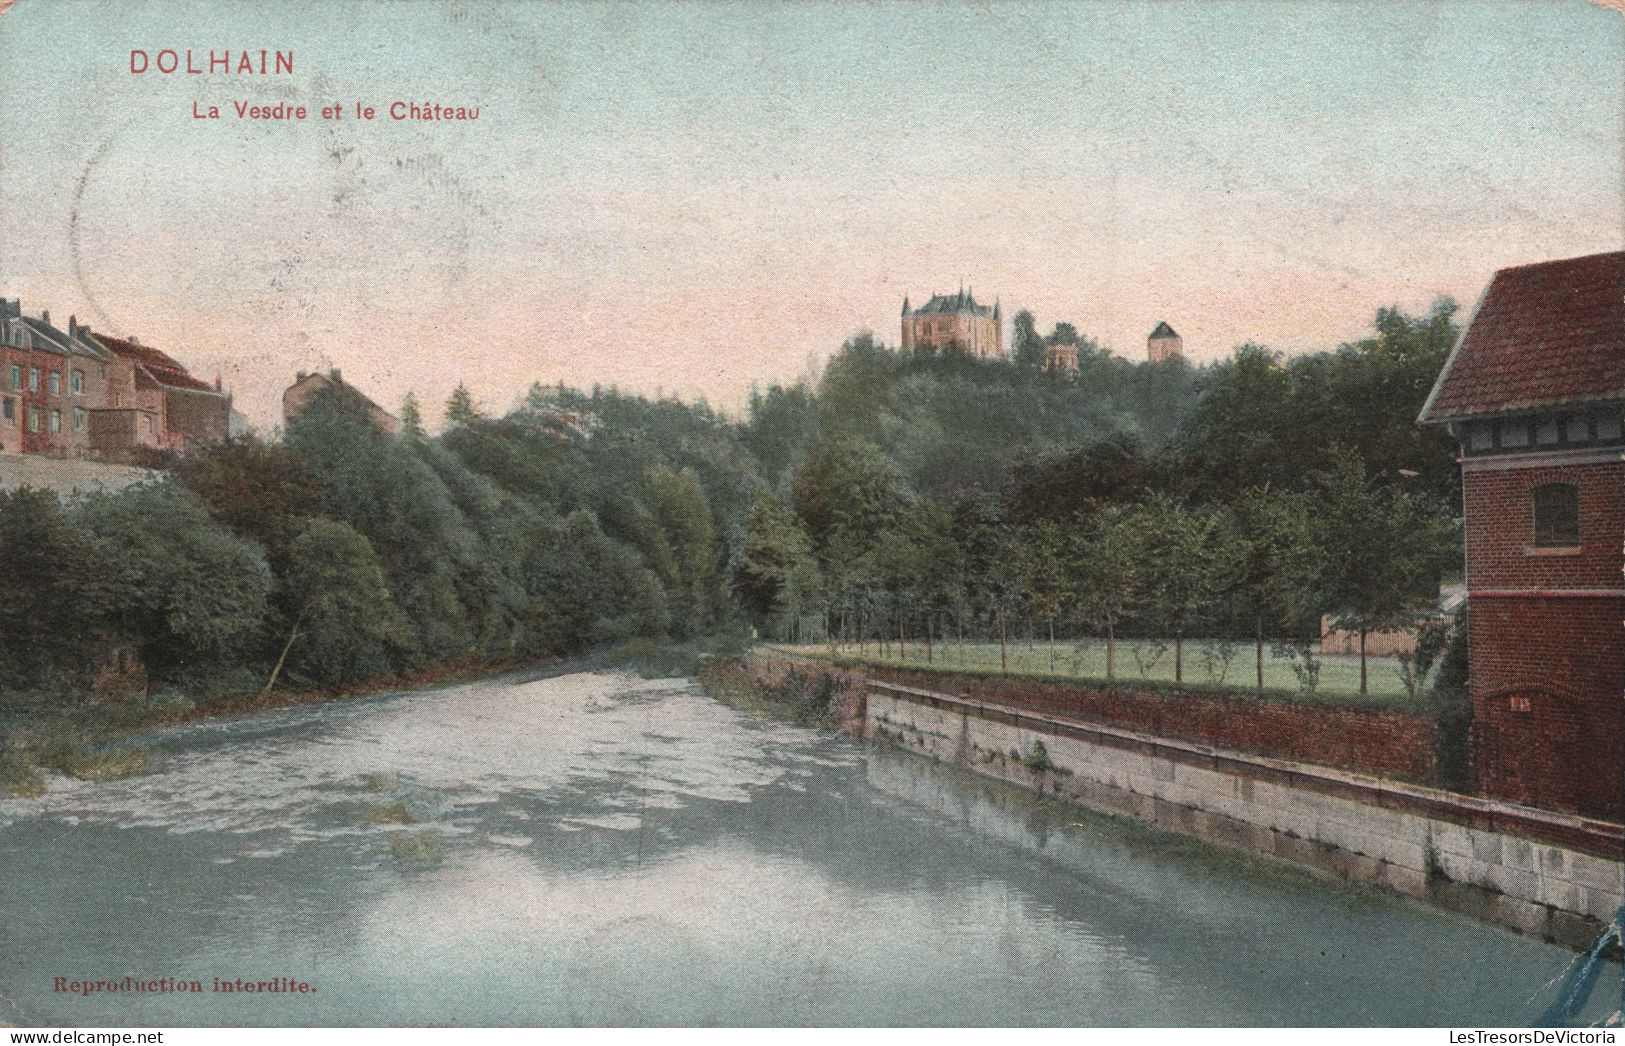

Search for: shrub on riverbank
xmin=0 ymin=736 xmax=45 ymax=798
xmin=695 ymin=655 xmax=863 ymax=732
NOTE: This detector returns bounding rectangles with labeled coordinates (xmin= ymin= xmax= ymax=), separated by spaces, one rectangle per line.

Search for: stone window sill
xmin=1525 ymin=545 xmax=1582 ymax=557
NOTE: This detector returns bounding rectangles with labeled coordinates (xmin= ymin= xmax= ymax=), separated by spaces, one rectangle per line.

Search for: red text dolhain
xmin=129 ymin=49 xmax=294 ymax=75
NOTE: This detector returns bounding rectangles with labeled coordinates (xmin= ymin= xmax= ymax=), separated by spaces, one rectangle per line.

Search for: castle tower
xmin=1147 ymin=321 xmax=1182 ymax=364
xmin=901 ymin=286 xmax=1004 ymax=359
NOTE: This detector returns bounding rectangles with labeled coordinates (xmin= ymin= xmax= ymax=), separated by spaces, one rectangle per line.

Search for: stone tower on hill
xmin=1147 ymin=321 xmax=1182 ymax=363
xmin=901 ymin=287 xmax=1004 ymax=359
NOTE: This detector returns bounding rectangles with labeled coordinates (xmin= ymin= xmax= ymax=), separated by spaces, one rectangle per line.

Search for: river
xmin=0 ymin=671 xmax=1607 ymax=1026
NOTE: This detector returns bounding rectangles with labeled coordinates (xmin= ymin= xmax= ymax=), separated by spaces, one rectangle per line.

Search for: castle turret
xmin=1148 ymin=321 xmax=1183 ymax=364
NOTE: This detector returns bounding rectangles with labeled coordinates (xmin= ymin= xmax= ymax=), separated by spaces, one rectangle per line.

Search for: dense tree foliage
xmin=1180 ymin=299 xmax=1462 ymax=505
xmin=0 ymin=294 xmax=1464 ymax=709
xmin=75 ymin=483 xmax=272 ymax=680
xmin=737 ymin=302 xmax=1463 ymax=697
xmin=0 ymin=489 xmax=116 ymax=689
xmin=0 ymin=378 xmax=761 ymax=703
xmin=282 ymin=517 xmax=416 ymax=685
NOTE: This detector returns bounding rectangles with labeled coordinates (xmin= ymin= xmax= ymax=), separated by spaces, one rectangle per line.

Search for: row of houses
xmin=0 ymin=298 xmax=232 ymax=461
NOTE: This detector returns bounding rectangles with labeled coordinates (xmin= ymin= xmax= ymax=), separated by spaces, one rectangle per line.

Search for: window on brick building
xmin=8 ymin=365 xmax=19 ymax=391
xmin=48 ymin=409 xmax=61 ymax=434
xmin=28 ymin=368 xmax=39 ymax=391
xmin=1 ymin=397 xmax=13 ymax=423
xmin=97 ymin=364 xmax=107 ymax=380
xmin=48 ymin=372 xmax=60 ymax=395
xmin=71 ymin=370 xmax=83 ymax=395
xmin=73 ymin=408 xmax=87 ymax=433
xmin=27 ymin=405 xmax=40 ymax=432
xmin=1531 ymin=483 xmax=1580 ymax=548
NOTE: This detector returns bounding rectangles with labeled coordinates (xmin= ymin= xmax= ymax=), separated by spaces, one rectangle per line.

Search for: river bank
xmin=0 ymin=635 xmax=741 ymax=798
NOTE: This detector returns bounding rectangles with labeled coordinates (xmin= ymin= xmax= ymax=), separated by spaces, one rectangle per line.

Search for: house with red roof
xmin=82 ymin=329 xmax=231 ymax=457
xmin=1419 ymin=249 xmax=1624 ymax=822
xmin=283 ymin=369 xmax=399 ymax=437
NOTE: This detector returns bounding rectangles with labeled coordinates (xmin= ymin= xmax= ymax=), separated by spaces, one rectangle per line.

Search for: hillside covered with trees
xmin=0 ymin=295 xmax=1466 ymax=793
xmin=735 ymin=298 xmax=1465 ymax=697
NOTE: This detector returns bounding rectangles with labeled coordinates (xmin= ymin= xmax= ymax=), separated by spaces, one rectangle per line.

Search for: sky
xmin=0 ymin=0 xmax=1620 ymax=430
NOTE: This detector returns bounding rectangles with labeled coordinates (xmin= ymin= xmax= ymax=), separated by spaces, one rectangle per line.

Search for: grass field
xmin=766 ymin=636 xmax=1423 ymax=707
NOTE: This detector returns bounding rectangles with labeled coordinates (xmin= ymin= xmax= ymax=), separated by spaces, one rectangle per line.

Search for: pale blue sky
xmin=1 ymin=0 xmax=1619 ymax=427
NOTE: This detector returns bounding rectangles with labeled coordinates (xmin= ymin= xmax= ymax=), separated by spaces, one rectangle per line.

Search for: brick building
xmin=1419 ymin=250 xmax=1624 ymax=822
xmin=283 ymin=369 xmax=399 ymax=436
xmin=1 ymin=302 xmax=121 ymax=458
xmin=901 ymin=288 xmax=1004 ymax=359
xmin=86 ymin=331 xmax=231 ymax=455
xmin=0 ymin=297 xmax=229 ymax=461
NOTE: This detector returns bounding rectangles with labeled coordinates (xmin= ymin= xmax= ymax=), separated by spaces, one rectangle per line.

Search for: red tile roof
xmin=1421 ymin=251 xmax=1625 ymax=422
xmin=93 ymin=332 xmax=218 ymax=393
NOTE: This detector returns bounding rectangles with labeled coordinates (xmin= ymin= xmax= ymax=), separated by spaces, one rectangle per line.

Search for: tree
xmin=641 ymin=465 xmax=723 ymax=638
xmin=173 ymin=434 xmax=324 ymax=569
xmin=1227 ymin=488 xmax=1326 ymax=692
xmin=520 ymin=511 xmax=669 ymax=652
xmin=1006 ymin=433 xmax=1174 ymax=528
xmin=399 ymin=392 xmax=425 ymax=439
xmin=280 ymin=517 xmax=416 ymax=686
xmin=1308 ymin=457 xmax=1459 ymax=694
xmin=742 ymin=383 xmax=819 ymax=484
xmin=869 ymin=504 xmax=943 ymax=661
xmin=287 ymin=387 xmax=488 ymax=662
xmin=791 ymin=434 xmax=909 ymax=556
xmin=1182 ymin=301 xmax=1462 ymax=508
xmin=1129 ymin=494 xmax=1245 ymax=685
xmin=445 ymin=383 xmax=481 ymax=428
xmin=1180 ymin=343 xmax=1298 ymax=496
xmin=1011 ymin=309 xmax=1044 ymax=367
xmin=1015 ymin=520 xmax=1069 ymax=671
xmin=734 ymin=491 xmax=822 ymax=641
xmin=949 ymin=491 xmax=1018 ymax=672
xmin=0 ymin=488 xmax=113 ymax=690
xmin=904 ymin=500 xmax=961 ymax=663
xmin=1072 ymin=505 xmax=1142 ymax=681
xmin=76 ymin=482 xmax=272 ymax=679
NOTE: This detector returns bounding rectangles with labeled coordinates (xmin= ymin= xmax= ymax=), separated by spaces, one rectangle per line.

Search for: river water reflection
xmin=0 ymin=671 xmax=1606 ymax=1026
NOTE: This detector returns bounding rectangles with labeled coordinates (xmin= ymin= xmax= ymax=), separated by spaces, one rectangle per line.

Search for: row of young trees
xmin=735 ymin=438 xmax=1455 ymax=694
xmin=0 ymin=380 xmax=750 ymax=703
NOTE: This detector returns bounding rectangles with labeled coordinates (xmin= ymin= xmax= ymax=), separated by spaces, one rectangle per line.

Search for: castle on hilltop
xmin=901 ymin=287 xmax=1185 ymax=369
xmin=901 ymin=288 xmax=1004 ymax=359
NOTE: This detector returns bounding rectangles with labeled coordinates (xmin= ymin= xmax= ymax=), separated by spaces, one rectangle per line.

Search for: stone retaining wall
xmin=867 ymin=680 xmax=1623 ymax=951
